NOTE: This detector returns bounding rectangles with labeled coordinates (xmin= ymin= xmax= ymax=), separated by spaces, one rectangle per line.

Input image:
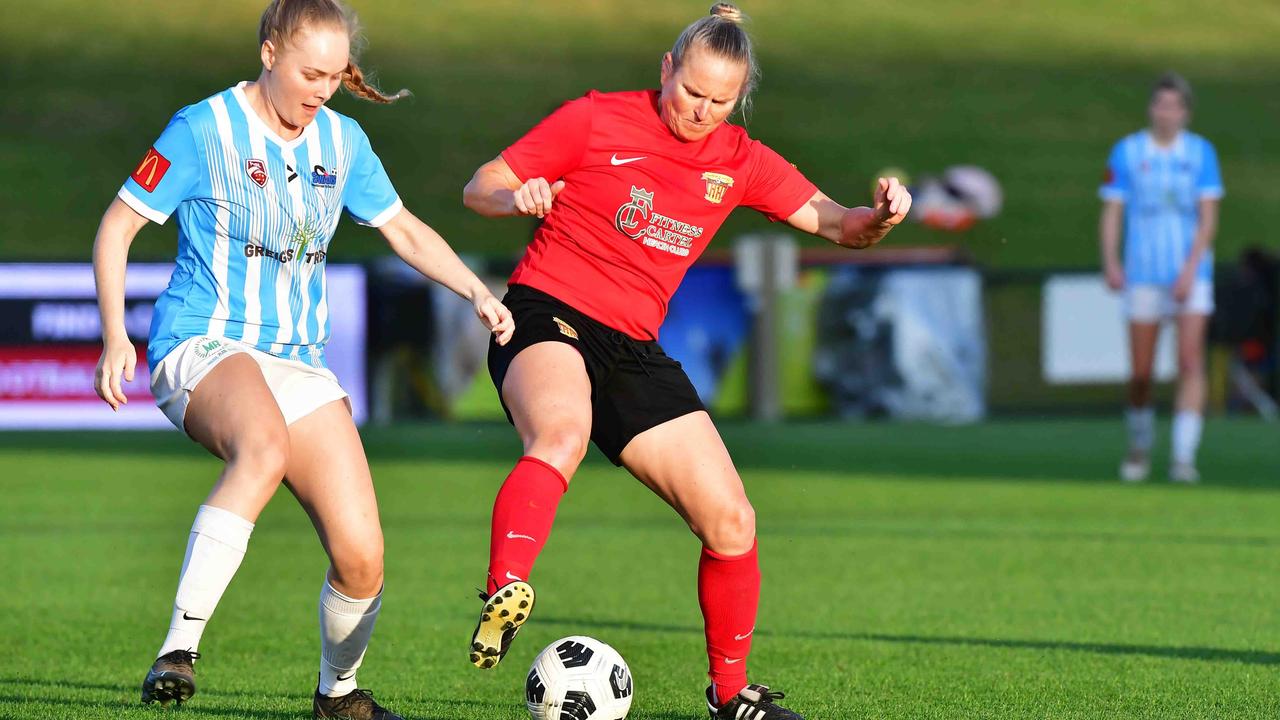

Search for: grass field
xmin=4 ymin=1 xmax=1280 ymax=266
xmin=1 ymin=419 xmax=1277 ymax=719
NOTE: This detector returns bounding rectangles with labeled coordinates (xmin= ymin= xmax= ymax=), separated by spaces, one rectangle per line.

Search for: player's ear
xmin=261 ymin=40 xmax=277 ymax=72
xmin=660 ymin=52 xmax=674 ymax=84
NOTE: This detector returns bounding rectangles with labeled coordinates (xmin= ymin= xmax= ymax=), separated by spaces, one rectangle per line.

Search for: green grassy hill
xmin=4 ymin=0 xmax=1278 ymax=266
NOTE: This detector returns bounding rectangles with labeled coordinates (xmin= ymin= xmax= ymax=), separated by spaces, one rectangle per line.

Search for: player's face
xmin=1149 ymin=89 xmax=1189 ymax=136
xmin=262 ymin=26 xmax=351 ymax=131
xmin=658 ymin=48 xmax=747 ymax=142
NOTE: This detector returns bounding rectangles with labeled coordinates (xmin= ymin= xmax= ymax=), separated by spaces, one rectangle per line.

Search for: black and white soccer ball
xmin=525 ymin=636 xmax=633 ymax=720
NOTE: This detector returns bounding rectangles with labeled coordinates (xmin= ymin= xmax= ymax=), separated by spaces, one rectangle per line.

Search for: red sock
xmin=486 ymin=456 xmax=568 ymax=595
xmin=699 ymin=540 xmax=760 ymax=707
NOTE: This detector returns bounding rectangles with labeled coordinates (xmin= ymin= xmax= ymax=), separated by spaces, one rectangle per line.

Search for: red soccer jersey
xmin=502 ymin=89 xmax=816 ymax=340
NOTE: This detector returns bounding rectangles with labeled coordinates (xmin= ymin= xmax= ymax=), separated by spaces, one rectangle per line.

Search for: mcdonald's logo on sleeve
xmin=131 ymin=147 xmax=171 ymax=193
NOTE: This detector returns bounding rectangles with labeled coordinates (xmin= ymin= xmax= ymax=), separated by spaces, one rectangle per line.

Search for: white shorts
xmin=1125 ymin=281 xmax=1214 ymax=322
xmin=151 ymin=335 xmax=348 ymax=431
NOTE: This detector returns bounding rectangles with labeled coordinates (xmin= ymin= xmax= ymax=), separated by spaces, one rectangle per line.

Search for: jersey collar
xmin=231 ymin=81 xmax=317 ymax=150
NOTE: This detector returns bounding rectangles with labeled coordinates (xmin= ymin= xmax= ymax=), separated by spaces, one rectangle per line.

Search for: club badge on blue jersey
xmin=246 ymin=158 xmax=268 ymax=188
xmin=311 ymin=165 xmax=338 ymax=188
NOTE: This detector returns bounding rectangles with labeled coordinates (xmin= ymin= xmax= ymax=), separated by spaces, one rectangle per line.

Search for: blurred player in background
xmin=461 ymin=4 xmax=910 ymax=718
xmin=1099 ymin=72 xmax=1223 ymax=483
xmin=92 ymin=1 xmax=511 ymax=716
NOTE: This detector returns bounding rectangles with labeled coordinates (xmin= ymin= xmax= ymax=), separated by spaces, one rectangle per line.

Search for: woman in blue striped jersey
xmin=91 ymin=1 xmax=512 ymax=717
xmin=1099 ymin=72 xmax=1224 ymax=484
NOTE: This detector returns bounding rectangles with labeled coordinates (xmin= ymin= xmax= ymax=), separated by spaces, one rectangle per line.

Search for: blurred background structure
xmin=2 ymin=0 xmax=1277 ymax=428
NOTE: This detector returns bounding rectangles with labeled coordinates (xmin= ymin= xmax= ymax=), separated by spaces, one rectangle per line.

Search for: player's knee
xmin=228 ymin=429 xmax=290 ymax=482
xmin=1178 ymin=350 xmax=1204 ymax=375
xmin=526 ymin=428 xmax=589 ymax=480
xmin=331 ymin=546 xmax=385 ymax=598
xmin=699 ymin=499 xmax=756 ymax=556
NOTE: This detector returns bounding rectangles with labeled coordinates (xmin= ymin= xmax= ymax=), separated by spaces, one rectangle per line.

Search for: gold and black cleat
xmin=469 ymin=581 xmax=535 ymax=669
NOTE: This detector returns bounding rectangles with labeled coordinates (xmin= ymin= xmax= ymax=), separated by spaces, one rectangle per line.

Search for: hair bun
xmin=709 ymin=2 xmax=743 ymax=23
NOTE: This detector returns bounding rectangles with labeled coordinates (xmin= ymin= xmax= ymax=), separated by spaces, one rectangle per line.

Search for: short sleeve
xmin=344 ymin=126 xmax=402 ymax=227
xmin=741 ymin=141 xmax=818 ymax=222
xmin=1098 ymin=140 xmax=1129 ymax=202
xmin=500 ymin=94 xmax=593 ymax=183
xmin=1197 ymin=140 xmax=1224 ymax=200
xmin=118 ymin=112 xmax=201 ymax=224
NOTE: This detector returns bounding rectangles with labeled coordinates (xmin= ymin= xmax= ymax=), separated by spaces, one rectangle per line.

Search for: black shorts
xmin=487 ymin=284 xmax=706 ymax=465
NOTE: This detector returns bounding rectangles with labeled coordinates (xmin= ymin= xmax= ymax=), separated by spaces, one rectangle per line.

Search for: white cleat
xmin=1120 ymin=450 xmax=1150 ymax=483
xmin=1169 ymin=463 xmax=1200 ymax=484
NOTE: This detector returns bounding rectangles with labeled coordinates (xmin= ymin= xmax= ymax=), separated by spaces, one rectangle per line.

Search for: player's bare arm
xmin=463 ymin=155 xmax=565 ymax=219
xmin=785 ymin=177 xmax=911 ymax=249
xmin=1099 ymin=199 xmax=1125 ymax=291
xmin=92 ymin=197 xmax=150 ymax=410
xmin=378 ymin=208 xmax=514 ymax=345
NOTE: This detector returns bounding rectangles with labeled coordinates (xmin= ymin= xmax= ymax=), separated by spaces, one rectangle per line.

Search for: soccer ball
xmin=525 ymin=636 xmax=634 ymax=720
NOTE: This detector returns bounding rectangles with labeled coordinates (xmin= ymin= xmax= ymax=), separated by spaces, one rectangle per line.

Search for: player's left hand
xmin=474 ymin=293 xmax=515 ymax=346
xmin=1173 ymin=270 xmax=1195 ymax=303
xmin=873 ymin=177 xmax=912 ymax=226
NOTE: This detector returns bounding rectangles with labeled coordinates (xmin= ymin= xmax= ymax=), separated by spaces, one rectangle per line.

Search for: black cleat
xmin=140 ymin=649 xmax=199 ymax=705
xmin=469 ymin=581 xmax=535 ymax=669
xmin=313 ymin=688 xmax=404 ymax=719
xmin=707 ymin=684 xmax=804 ymax=720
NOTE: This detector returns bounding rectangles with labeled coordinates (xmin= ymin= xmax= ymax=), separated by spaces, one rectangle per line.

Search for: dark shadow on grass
xmin=0 ymin=691 xmax=305 ymax=719
xmin=0 ymin=678 xmax=514 ymax=720
xmin=535 ymin=617 xmax=1280 ymax=666
xmin=0 ymin=676 xmax=308 ymax=701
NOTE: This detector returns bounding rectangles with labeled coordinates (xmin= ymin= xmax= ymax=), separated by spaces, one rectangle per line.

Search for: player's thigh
xmin=619 ymin=410 xmax=752 ymax=539
xmin=184 ymin=352 xmax=289 ymax=463
xmin=502 ymin=341 xmax=594 ymax=447
xmin=282 ymin=399 xmax=383 ymax=573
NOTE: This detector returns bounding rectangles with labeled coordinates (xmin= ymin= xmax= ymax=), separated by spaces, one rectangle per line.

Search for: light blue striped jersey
xmin=1098 ymin=130 xmax=1223 ymax=286
xmin=119 ymin=82 xmax=401 ymax=371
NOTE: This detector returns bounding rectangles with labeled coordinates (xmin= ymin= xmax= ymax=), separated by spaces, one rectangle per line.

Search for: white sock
xmin=1126 ymin=406 xmax=1155 ymax=452
xmin=1172 ymin=411 xmax=1203 ymax=466
xmin=318 ymin=579 xmax=382 ymax=697
xmin=157 ymin=505 xmax=254 ymax=658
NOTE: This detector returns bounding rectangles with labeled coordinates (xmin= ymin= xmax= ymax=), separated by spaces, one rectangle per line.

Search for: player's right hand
xmin=95 ymin=334 xmax=136 ymax=411
xmin=1104 ymin=262 xmax=1125 ymax=291
xmin=513 ymin=177 xmax=566 ymax=219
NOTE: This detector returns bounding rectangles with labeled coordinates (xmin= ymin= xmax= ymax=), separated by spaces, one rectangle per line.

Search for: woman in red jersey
xmin=462 ymin=4 xmax=910 ymax=718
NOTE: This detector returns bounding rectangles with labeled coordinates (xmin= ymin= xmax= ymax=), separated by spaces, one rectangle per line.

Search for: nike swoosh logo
xmin=506 ymin=531 xmax=536 ymax=542
xmin=724 ymin=657 xmax=743 ymax=664
xmin=610 ymin=154 xmax=647 ymax=166
xmin=336 ymin=671 xmax=356 ymax=681
xmin=734 ymin=631 xmax=754 ymax=641
xmin=182 ymin=612 xmax=207 ymax=622
xmin=505 ymin=571 xmax=523 ymax=582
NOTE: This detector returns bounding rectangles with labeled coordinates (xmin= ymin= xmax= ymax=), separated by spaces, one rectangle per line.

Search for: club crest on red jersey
xmin=614 ymin=186 xmax=654 ymax=240
xmin=701 ymin=172 xmax=734 ymax=204
xmin=245 ymin=158 xmax=268 ymax=188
